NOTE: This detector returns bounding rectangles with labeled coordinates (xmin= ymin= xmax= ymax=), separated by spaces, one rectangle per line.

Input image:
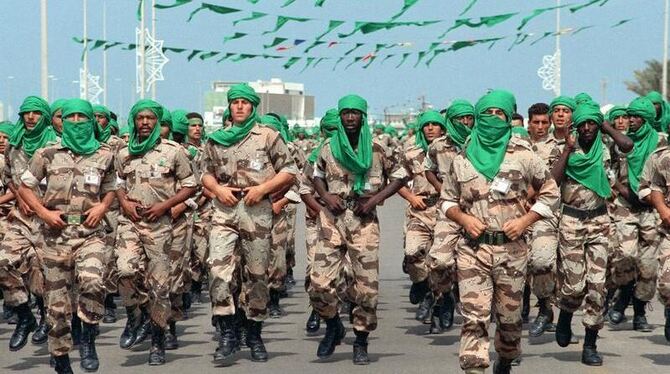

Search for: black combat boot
xmin=246 ymin=320 xmax=269 ymax=362
xmin=80 ymin=322 xmax=99 ymax=372
xmin=608 ymin=281 xmax=634 ymax=325
xmin=190 ymin=280 xmax=202 ymax=304
xmin=555 ymin=309 xmax=573 ymax=348
xmin=305 ymin=309 xmax=321 ymax=335
xmin=441 ymin=291 xmax=455 ymax=330
xmin=352 ymin=330 xmax=370 ymax=365
xmin=409 ymin=279 xmax=429 ymax=305
xmin=581 ymin=328 xmax=603 ymax=366
xmin=429 ymin=302 xmax=444 ymax=334
xmin=3 ymin=303 xmax=17 ymax=324
xmin=71 ymin=314 xmax=82 ymax=346
xmin=521 ymin=284 xmax=531 ymax=324
xmin=133 ymin=306 xmax=151 ymax=345
xmin=665 ymin=307 xmax=670 ymax=342
xmin=268 ymin=289 xmax=282 ymax=318
xmin=529 ymin=298 xmax=554 ymax=337
xmin=286 ymin=267 xmax=296 ymax=288
xmin=317 ymin=315 xmax=345 ymax=359
xmin=235 ymin=311 xmax=248 ymax=348
xmin=31 ymin=296 xmax=49 ymax=344
xmin=213 ymin=315 xmax=238 ymax=366
xmin=119 ymin=307 xmax=140 ymax=349
xmin=632 ymin=297 xmax=652 ymax=332
xmin=165 ymin=320 xmax=179 ymax=350
xmin=148 ymin=322 xmax=166 ymax=365
xmin=415 ymin=292 xmax=433 ymax=322
xmin=9 ymin=302 xmax=36 ymax=351
xmin=492 ymin=357 xmax=513 ymax=374
xmin=54 ymin=354 xmax=74 ymax=374
xmin=102 ymin=294 xmax=117 ymax=324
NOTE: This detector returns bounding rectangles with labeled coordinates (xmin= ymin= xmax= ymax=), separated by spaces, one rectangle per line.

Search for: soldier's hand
xmin=144 ymin=201 xmax=170 ymax=222
xmin=502 ymin=216 xmax=530 ymax=241
xmin=306 ymin=204 xmax=321 ymax=218
xmin=409 ymin=195 xmax=427 ymax=210
xmin=243 ymin=185 xmax=268 ymax=206
xmin=660 ymin=206 xmax=670 ymax=227
xmin=84 ymin=202 xmax=108 ymax=228
xmin=272 ymin=201 xmax=284 ymax=215
xmin=565 ymin=132 xmax=577 ymax=152
xmin=171 ymin=203 xmax=188 ymax=220
xmin=354 ymin=196 xmax=378 ymax=216
xmin=216 ymin=186 xmax=240 ymax=207
xmin=40 ymin=209 xmax=66 ymax=229
xmin=461 ymin=214 xmax=487 ymax=239
xmin=17 ymin=195 xmax=34 ymax=216
xmin=120 ymin=199 xmax=142 ymax=222
xmin=322 ymin=193 xmax=345 ymax=215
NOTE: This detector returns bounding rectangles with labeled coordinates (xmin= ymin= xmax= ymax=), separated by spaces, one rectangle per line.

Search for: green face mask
xmin=61 ymin=98 xmax=101 ymax=155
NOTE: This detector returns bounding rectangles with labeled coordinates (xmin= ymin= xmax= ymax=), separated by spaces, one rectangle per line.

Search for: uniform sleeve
xmin=100 ymin=153 xmax=117 ymax=195
xmin=313 ymin=144 xmax=328 ymax=180
xmin=382 ymin=146 xmax=408 ymax=182
xmin=638 ymin=152 xmax=663 ymax=199
xmin=4 ymin=147 xmax=13 ymax=187
xmin=114 ymin=150 xmax=127 ymax=190
xmin=269 ymin=133 xmax=298 ymax=175
xmin=527 ymin=152 xmax=560 ymax=218
xmin=174 ymin=146 xmax=197 ymax=188
xmin=424 ymin=143 xmax=438 ymax=173
xmin=440 ymin=158 xmax=461 ymax=214
xmin=21 ymin=149 xmax=48 ymax=188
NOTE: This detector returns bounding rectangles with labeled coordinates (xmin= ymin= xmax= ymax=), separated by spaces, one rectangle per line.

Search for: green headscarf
xmin=0 ymin=121 xmax=14 ymax=137
xmin=626 ymin=97 xmax=659 ymax=192
xmin=384 ymin=125 xmax=398 ymax=138
xmin=549 ymin=96 xmax=576 ymax=114
xmin=445 ymin=99 xmax=474 ymax=148
xmin=50 ymin=99 xmax=67 ymax=117
xmin=260 ymin=114 xmax=290 ymax=142
xmin=308 ymin=108 xmax=340 ymax=164
xmin=646 ymin=91 xmax=670 ymax=133
xmin=93 ymin=104 xmax=112 ymax=143
xmin=330 ymin=94 xmax=373 ymax=195
xmin=186 ymin=116 xmax=205 ymax=144
xmin=208 ymin=83 xmax=260 ymax=146
xmin=171 ymin=109 xmax=189 ymax=136
xmin=607 ymin=105 xmax=628 ymax=123
xmin=566 ymin=102 xmax=611 ymax=198
xmin=128 ymin=99 xmax=164 ymax=156
xmin=574 ymin=92 xmax=594 ymax=105
xmin=61 ymin=99 xmax=101 ymax=155
xmin=160 ymin=109 xmax=172 ymax=129
xmin=465 ymin=90 xmax=515 ymax=181
xmin=278 ymin=115 xmax=293 ymax=142
xmin=373 ymin=123 xmax=385 ymax=132
xmin=119 ymin=126 xmax=130 ymax=137
xmin=512 ymin=126 xmax=530 ymax=137
xmin=415 ymin=110 xmax=447 ymax=152
xmin=9 ymin=96 xmax=58 ymax=157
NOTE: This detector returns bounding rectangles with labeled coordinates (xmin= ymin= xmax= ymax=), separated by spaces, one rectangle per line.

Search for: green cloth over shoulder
xmin=308 ymin=108 xmax=340 ymax=164
xmin=128 ymin=99 xmax=164 ymax=156
xmin=646 ymin=91 xmax=670 ymax=133
xmin=208 ymin=84 xmax=260 ymax=147
xmin=445 ymin=99 xmax=474 ymax=148
xmin=626 ymin=97 xmax=659 ymax=192
xmin=9 ymin=96 xmax=58 ymax=157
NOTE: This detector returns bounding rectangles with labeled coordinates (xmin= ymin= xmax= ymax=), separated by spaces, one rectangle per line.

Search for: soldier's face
xmin=551 ymin=105 xmax=572 ymax=129
xmin=65 ymin=112 xmax=89 ymax=123
xmin=628 ymin=115 xmax=644 ymax=132
xmin=485 ymin=107 xmax=507 ymax=122
xmin=528 ymin=114 xmax=550 ymax=141
xmin=95 ymin=113 xmax=109 ymax=129
xmin=230 ymin=99 xmax=253 ymax=124
xmin=0 ymin=132 xmax=8 ymax=154
xmin=340 ymin=109 xmax=363 ymax=135
xmin=159 ymin=124 xmax=171 ymax=139
xmin=135 ymin=110 xmax=158 ymax=139
xmin=422 ymin=122 xmax=444 ymax=143
xmin=22 ymin=111 xmax=42 ymax=131
xmin=576 ymin=120 xmax=598 ymax=143
xmin=188 ymin=122 xmax=203 ymax=142
xmin=455 ymin=115 xmax=474 ymax=128
xmin=51 ymin=110 xmax=63 ymax=133
xmin=613 ymin=115 xmax=630 ymax=132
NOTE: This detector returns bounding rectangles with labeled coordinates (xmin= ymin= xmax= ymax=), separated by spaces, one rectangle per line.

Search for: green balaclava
xmin=445 ymin=99 xmax=474 ymax=148
xmin=128 ymin=99 xmax=164 ymax=156
xmin=92 ymin=104 xmax=112 ymax=143
xmin=646 ymin=91 xmax=670 ymax=132
xmin=626 ymin=97 xmax=659 ymax=193
xmin=308 ymin=108 xmax=340 ymax=164
xmin=465 ymin=90 xmax=515 ymax=181
xmin=566 ymin=101 xmax=611 ymax=198
xmin=9 ymin=96 xmax=58 ymax=157
xmin=415 ymin=110 xmax=447 ymax=152
xmin=208 ymin=83 xmax=260 ymax=146
xmin=171 ymin=109 xmax=189 ymax=136
xmin=606 ymin=105 xmax=628 ymax=123
xmin=61 ymin=99 xmax=101 ymax=155
xmin=330 ymin=94 xmax=373 ymax=195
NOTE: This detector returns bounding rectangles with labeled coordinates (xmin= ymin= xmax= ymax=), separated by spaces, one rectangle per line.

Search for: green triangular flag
xmin=233 ymin=12 xmax=268 ymax=26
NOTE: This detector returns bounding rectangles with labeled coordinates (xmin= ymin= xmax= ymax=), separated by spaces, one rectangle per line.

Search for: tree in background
xmin=626 ymin=59 xmax=670 ymax=98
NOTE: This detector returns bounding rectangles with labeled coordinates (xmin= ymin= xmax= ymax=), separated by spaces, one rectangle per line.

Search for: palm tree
xmin=625 ymin=59 xmax=670 ymax=98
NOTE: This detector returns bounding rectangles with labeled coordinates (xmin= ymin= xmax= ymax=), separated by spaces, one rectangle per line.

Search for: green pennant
xmin=315 ymin=0 xmax=326 ymax=6
xmin=231 ymin=54 xmax=257 ymax=62
xmin=187 ymin=49 xmax=203 ymax=61
xmin=90 ymin=40 xmax=107 ymax=50
xmin=414 ymin=51 xmax=427 ymax=67
xmin=104 ymin=41 xmax=123 ymax=50
xmin=188 ymin=3 xmax=241 ymax=22
xmin=223 ymin=32 xmax=247 ymax=43
xmin=425 ymin=49 xmax=448 ymax=67
xmin=262 ymin=54 xmax=284 ymax=59
xmin=264 ymin=37 xmax=288 ymax=49
xmin=137 ymin=0 xmax=143 ymax=21
xmin=332 ymin=56 xmax=346 ymax=71
xmin=611 ymin=18 xmax=633 ymax=28
xmin=530 ymin=31 xmax=554 ymax=46
xmin=390 ymin=0 xmax=421 ymax=20
xmin=124 ymin=44 xmax=137 ymax=50
xmin=233 ymin=12 xmax=268 ymax=26
xmin=304 ymin=40 xmax=326 ymax=53
xmin=345 ymin=57 xmax=363 ymax=70
xmin=381 ymin=54 xmax=396 ymax=65
xmin=362 ymin=55 xmax=377 ymax=69
xmin=199 ymin=51 xmax=220 ymax=60
xmin=217 ymin=53 xmax=236 ymax=62
xmin=440 ymin=12 xmax=517 ymax=38
xmin=263 ymin=16 xmax=312 ymax=35
xmin=338 ymin=20 xmax=441 ymax=38
xmin=155 ymin=0 xmax=192 ymax=9
xmin=300 ymin=57 xmax=316 ymax=72
xmin=570 ymin=0 xmax=610 ymax=13
xmin=315 ymin=20 xmax=346 ymax=40
xmin=508 ymin=33 xmax=532 ymax=51
xmin=518 ymin=4 xmax=570 ymax=30
xmin=313 ymin=57 xmax=328 ymax=67
xmin=163 ymin=47 xmax=187 ymax=53
xmin=344 ymin=43 xmax=365 ymax=56
xmin=459 ymin=0 xmax=478 ymax=16
xmin=282 ymin=0 xmax=297 ymax=7
xmin=283 ymin=57 xmax=301 ymax=69
xmin=396 ymin=53 xmax=411 ymax=68
xmin=571 ymin=25 xmax=594 ymax=35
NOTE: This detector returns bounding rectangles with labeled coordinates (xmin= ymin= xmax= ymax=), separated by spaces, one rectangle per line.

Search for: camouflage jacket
xmin=401 ymin=144 xmax=438 ymax=197
xmin=615 ymin=133 xmax=668 ymax=208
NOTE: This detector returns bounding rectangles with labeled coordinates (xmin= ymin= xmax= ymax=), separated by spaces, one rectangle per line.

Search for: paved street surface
xmin=1 ymin=197 xmax=668 ymax=373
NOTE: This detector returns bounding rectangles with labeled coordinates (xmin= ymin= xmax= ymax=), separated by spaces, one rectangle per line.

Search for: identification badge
xmin=193 ymin=212 xmax=201 ymax=223
xmin=250 ymin=160 xmax=263 ymax=171
xmin=491 ymin=177 xmax=511 ymax=194
xmin=85 ymin=173 xmax=100 ymax=186
xmin=364 ymin=182 xmax=372 ymax=191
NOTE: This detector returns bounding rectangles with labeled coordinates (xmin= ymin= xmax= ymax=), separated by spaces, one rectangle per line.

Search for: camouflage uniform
xmin=102 ymin=135 xmax=126 ymax=296
xmin=309 ymin=140 xmax=407 ymax=332
xmin=115 ymin=138 xmax=196 ymax=328
xmin=442 ymin=136 xmax=559 ymax=370
xmin=0 ymin=154 xmax=12 ymax=240
xmin=202 ymin=125 xmax=297 ymax=320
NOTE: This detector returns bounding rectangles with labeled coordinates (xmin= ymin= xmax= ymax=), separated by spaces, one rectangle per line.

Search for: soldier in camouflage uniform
xmin=0 ymin=96 xmax=58 ymax=352
xmin=608 ymin=97 xmax=667 ymax=331
xmin=550 ymin=100 xmax=633 ymax=366
xmin=200 ymin=84 xmax=297 ymax=365
xmin=0 ymin=122 xmax=15 ymax=323
xmin=310 ymin=94 xmax=406 ymax=365
xmin=115 ymin=99 xmax=196 ymax=365
xmin=19 ymin=98 xmax=116 ymax=373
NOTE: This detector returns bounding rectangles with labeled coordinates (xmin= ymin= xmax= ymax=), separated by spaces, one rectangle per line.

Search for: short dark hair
xmin=527 ymin=103 xmax=550 ymax=121
xmin=512 ymin=113 xmax=524 ymax=122
xmin=110 ymin=112 xmax=118 ymax=121
xmin=186 ymin=112 xmax=203 ymax=121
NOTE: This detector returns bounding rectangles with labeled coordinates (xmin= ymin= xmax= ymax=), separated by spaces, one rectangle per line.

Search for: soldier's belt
xmin=561 ymin=204 xmax=607 ymax=220
xmin=343 ymin=197 xmax=358 ymax=211
xmin=472 ymin=231 xmax=512 ymax=246
xmin=422 ymin=195 xmax=439 ymax=208
xmin=231 ymin=189 xmax=246 ymax=200
xmin=60 ymin=214 xmax=88 ymax=225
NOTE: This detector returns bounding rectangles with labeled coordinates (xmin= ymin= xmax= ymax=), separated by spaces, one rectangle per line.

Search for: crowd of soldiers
xmin=1 ymin=84 xmax=670 ymax=374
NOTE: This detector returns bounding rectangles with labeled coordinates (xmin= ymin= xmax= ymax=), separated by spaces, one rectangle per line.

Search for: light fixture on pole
xmin=537 ymin=0 xmax=562 ymax=96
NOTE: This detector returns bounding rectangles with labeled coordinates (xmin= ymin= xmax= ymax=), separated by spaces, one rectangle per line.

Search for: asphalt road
xmin=1 ymin=197 xmax=669 ymax=373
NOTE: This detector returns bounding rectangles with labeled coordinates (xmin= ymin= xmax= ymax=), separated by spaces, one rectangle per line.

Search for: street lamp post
xmin=40 ymin=0 xmax=49 ymax=100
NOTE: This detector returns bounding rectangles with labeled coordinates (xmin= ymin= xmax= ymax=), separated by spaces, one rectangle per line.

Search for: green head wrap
xmin=646 ymin=91 xmax=670 ymax=132
xmin=415 ymin=110 xmax=447 ymax=152
xmin=93 ymin=104 xmax=112 ymax=143
xmin=373 ymin=123 xmax=385 ymax=131
xmin=160 ymin=109 xmax=172 ymax=129
xmin=171 ymin=109 xmax=189 ymax=136
xmin=606 ymin=105 xmax=628 ymax=123
xmin=566 ymin=102 xmax=611 ymax=198
xmin=308 ymin=109 xmax=341 ymax=164
xmin=445 ymin=99 xmax=474 ymax=148
xmin=50 ymin=99 xmax=67 ymax=117
xmin=260 ymin=114 xmax=290 ymax=142
xmin=128 ymin=99 xmax=164 ymax=156
xmin=0 ymin=121 xmax=14 ymax=137
xmin=119 ymin=126 xmax=130 ymax=137
xmin=278 ymin=115 xmax=293 ymax=142
xmin=465 ymin=90 xmax=515 ymax=181
xmin=187 ymin=116 xmax=205 ymax=143
xmin=383 ymin=125 xmax=398 ymax=138
xmin=61 ymin=99 xmax=101 ymax=155
xmin=549 ymin=96 xmax=576 ymax=115
xmin=574 ymin=92 xmax=594 ymax=105
xmin=330 ymin=94 xmax=372 ymax=195
xmin=208 ymin=84 xmax=260 ymax=146
xmin=9 ymin=96 xmax=58 ymax=157
xmin=626 ymin=97 xmax=660 ymax=192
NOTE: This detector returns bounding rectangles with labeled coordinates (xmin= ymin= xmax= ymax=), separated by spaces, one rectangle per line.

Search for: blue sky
xmin=0 ymin=0 xmax=661 ymax=121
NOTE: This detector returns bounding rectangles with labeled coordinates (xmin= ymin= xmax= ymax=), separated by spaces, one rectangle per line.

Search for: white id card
xmin=491 ymin=177 xmax=511 ymax=194
xmin=85 ymin=173 xmax=100 ymax=186
xmin=250 ymin=160 xmax=263 ymax=171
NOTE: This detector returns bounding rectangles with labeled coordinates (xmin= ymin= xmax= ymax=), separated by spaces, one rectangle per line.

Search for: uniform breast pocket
xmin=46 ymin=165 xmax=73 ymax=195
xmin=457 ymin=169 xmax=485 ymax=202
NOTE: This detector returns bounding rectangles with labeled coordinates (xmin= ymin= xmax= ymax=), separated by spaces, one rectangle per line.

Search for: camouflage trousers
xmin=610 ymin=205 xmax=659 ymax=301
xmin=168 ymin=216 xmax=190 ymax=322
xmin=426 ymin=208 xmax=458 ymax=296
xmin=528 ymin=217 xmax=559 ymax=299
xmin=557 ymin=213 xmax=610 ymax=330
xmin=116 ymin=215 xmax=173 ymax=328
xmin=268 ymin=205 xmax=290 ymax=291
xmin=285 ymin=203 xmax=297 ymax=270
xmin=309 ymin=208 xmax=379 ymax=332
xmin=42 ymin=226 xmax=105 ymax=356
xmin=0 ymin=215 xmax=44 ymax=306
xmin=655 ymin=232 xmax=670 ymax=306
xmin=189 ymin=204 xmax=212 ymax=284
xmin=456 ymin=240 xmax=527 ymax=370
xmin=403 ymin=205 xmax=437 ymax=284
xmin=102 ymin=209 xmax=120 ymax=295
xmin=208 ymin=199 xmax=272 ymax=321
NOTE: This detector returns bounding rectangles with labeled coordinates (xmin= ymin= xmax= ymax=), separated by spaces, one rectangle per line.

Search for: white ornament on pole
xmin=79 ymin=68 xmax=104 ymax=104
xmin=135 ymin=27 xmax=169 ymax=95
xmin=537 ymin=50 xmax=561 ymax=96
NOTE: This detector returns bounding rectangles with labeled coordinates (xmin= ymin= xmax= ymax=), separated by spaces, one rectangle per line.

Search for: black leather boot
xmin=632 ymin=297 xmax=652 ymax=332
xmin=608 ymin=281 xmax=634 ymax=325
xmin=182 ymin=292 xmax=192 ymax=315
xmin=148 ymin=322 xmax=166 ymax=365
xmin=529 ymin=298 xmax=554 ymax=337
xmin=54 ymin=354 xmax=74 ymax=374
xmin=521 ymin=284 xmax=531 ymax=324
xmin=415 ymin=292 xmax=433 ymax=322
xmin=133 ymin=306 xmax=151 ymax=345
xmin=305 ymin=309 xmax=321 ymax=335
xmin=268 ymin=289 xmax=282 ymax=318
xmin=9 ymin=302 xmax=36 ymax=351
xmin=31 ymin=296 xmax=49 ymax=344
xmin=71 ymin=314 xmax=82 ymax=346
xmin=409 ymin=279 xmax=429 ymax=305
xmin=165 ymin=320 xmax=179 ymax=350
xmin=235 ymin=311 xmax=248 ymax=348
xmin=119 ymin=307 xmax=140 ymax=349
xmin=317 ymin=315 xmax=345 ymax=359
xmin=80 ymin=322 xmax=99 ymax=372
xmin=213 ymin=315 xmax=239 ymax=366
xmin=102 ymin=294 xmax=117 ymax=324
xmin=555 ymin=309 xmax=573 ymax=348
xmin=441 ymin=291 xmax=455 ymax=330
xmin=581 ymin=328 xmax=603 ymax=366
xmin=352 ymin=330 xmax=370 ymax=365
xmin=190 ymin=280 xmax=202 ymax=304
xmin=429 ymin=302 xmax=444 ymax=334
xmin=286 ymin=268 xmax=296 ymax=288
xmin=247 ymin=320 xmax=269 ymax=362
xmin=492 ymin=358 xmax=512 ymax=374
xmin=3 ymin=303 xmax=17 ymax=324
